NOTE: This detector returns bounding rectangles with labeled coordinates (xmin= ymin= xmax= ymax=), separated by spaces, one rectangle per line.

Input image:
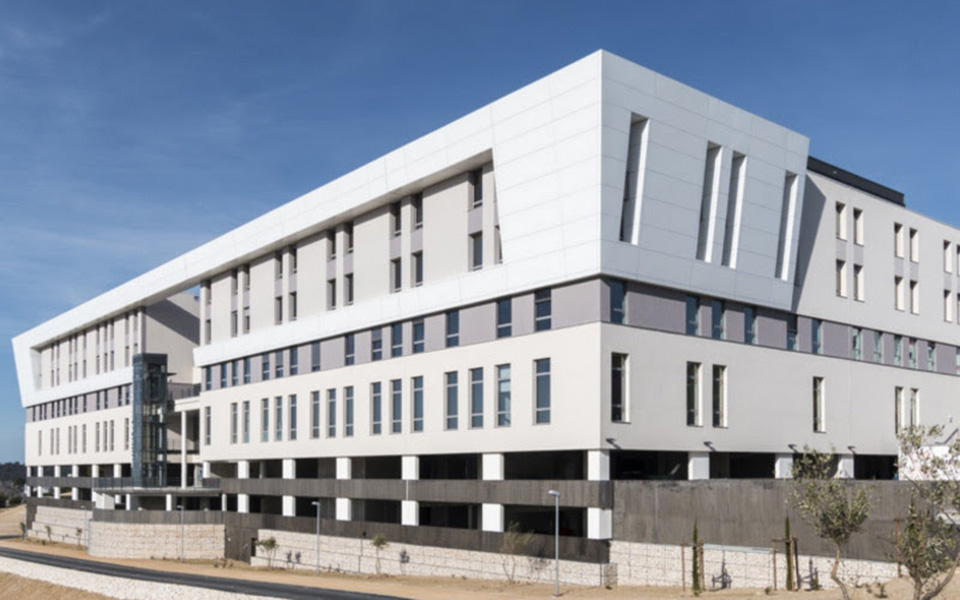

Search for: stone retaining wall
xmin=28 ymin=505 xmax=88 ymax=546
xmin=89 ymin=521 xmax=224 ymax=560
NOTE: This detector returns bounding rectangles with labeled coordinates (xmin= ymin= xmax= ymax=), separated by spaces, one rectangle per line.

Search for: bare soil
xmin=0 ymin=571 xmax=114 ymax=600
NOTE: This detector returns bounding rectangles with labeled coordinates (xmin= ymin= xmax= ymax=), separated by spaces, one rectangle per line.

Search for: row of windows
xmin=31 ymin=385 xmax=132 ymax=423
xmin=224 ymin=359 xmax=552 ymax=444
xmin=45 ymin=311 xmax=141 ymax=389
xmin=37 ymin=418 xmax=128 ymax=457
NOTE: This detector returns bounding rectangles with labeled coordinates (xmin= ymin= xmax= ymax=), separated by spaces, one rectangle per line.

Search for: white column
xmin=237 ymin=460 xmax=250 ymax=514
xmin=482 ymin=453 xmax=504 ymax=532
xmin=165 ymin=493 xmax=174 ymax=512
xmin=587 ymin=450 xmax=610 ymax=481
xmin=90 ymin=464 xmax=100 ymax=506
xmin=282 ymin=458 xmax=296 ymax=517
xmin=52 ymin=465 xmax=61 ymax=499
xmin=688 ymin=452 xmax=710 ymax=480
xmin=71 ymin=465 xmax=79 ymax=500
xmin=202 ymin=461 xmax=211 ymax=479
xmin=180 ymin=411 xmax=187 ymax=489
xmin=336 ymin=457 xmax=352 ymax=521
xmin=774 ymin=454 xmax=795 ymax=479
xmin=113 ymin=464 xmax=123 ymax=504
xmin=401 ymin=456 xmax=419 ymax=526
xmin=836 ymin=454 xmax=855 ymax=479
xmin=586 ymin=450 xmax=612 ymax=539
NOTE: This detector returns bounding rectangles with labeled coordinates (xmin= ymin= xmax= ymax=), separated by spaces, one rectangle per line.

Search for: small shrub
xmin=371 ymin=533 xmax=388 ymax=575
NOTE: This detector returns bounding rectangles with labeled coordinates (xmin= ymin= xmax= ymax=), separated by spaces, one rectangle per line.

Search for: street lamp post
xmin=547 ymin=490 xmax=561 ymax=597
xmin=311 ymin=500 xmax=322 ymax=575
xmin=177 ymin=504 xmax=184 ymax=563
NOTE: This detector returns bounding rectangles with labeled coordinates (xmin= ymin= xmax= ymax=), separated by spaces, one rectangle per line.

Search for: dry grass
xmin=0 ymin=571 xmax=113 ymax=600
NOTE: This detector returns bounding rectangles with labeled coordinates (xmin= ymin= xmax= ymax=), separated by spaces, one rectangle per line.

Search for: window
xmin=204 ymin=366 xmax=212 ymax=391
xmin=290 ymin=347 xmax=298 ymax=376
xmin=412 ymin=319 xmax=425 ymax=353
xmin=909 ymin=338 xmax=918 ymax=369
xmin=413 ymin=194 xmax=423 ymax=229
xmin=345 ymin=274 xmax=354 ymax=305
xmin=230 ymin=403 xmax=238 ymax=444
xmin=894 ymin=223 xmax=904 ymax=257
xmin=412 ymin=252 xmax=423 ymax=287
xmin=813 ymin=377 xmax=825 ymax=432
xmin=496 ymin=299 xmax=512 ymax=338
xmin=445 ymin=311 xmax=460 ymax=347
xmin=391 ymin=322 xmax=403 ymax=357
xmin=345 ymin=222 xmax=354 ymax=253
xmin=371 ymin=328 xmax=383 ymax=360
xmin=894 ymin=335 xmax=903 ymax=366
xmin=685 ymin=296 xmax=700 ymax=335
xmin=910 ymin=280 xmax=920 ymax=314
xmin=928 ymin=342 xmax=937 ymax=371
xmin=853 ymin=208 xmax=864 ymax=245
xmin=391 ymin=379 xmax=402 ymax=433
xmin=535 ymin=358 xmax=551 ymax=424
xmin=496 ymin=366 xmax=511 ymax=427
xmin=895 ymin=387 xmax=904 ymax=434
xmin=711 ymin=300 xmax=725 ymax=340
xmin=611 ymin=353 xmax=627 ymax=423
xmin=910 ymin=388 xmax=920 ymax=426
xmin=275 ymin=251 xmax=283 ymax=279
xmin=371 ymin=383 xmax=382 ymax=435
xmin=471 ymin=168 xmax=483 ymax=207
xmin=470 ymin=233 xmax=483 ymax=270
xmin=787 ymin=315 xmax=798 ymax=351
xmin=947 ymin=290 xmax=954 ymax=322
xmin=945 ymin=241 xmax=953 ymax=273
xmin=344 ymin=387 xmax=354 ymax=437
xmin=851 ymin=327 xmax=862 ymax=361
xmin=853 ymin=265 xmax=864 ymax=301
xmin=835 ymin=202 xmax=847 ymax=239
xmin=712 ymin=365 xmax=727 ymax=428
xmin=289 ymin=395 xmax=297 ymax=441
xmin=812 ymin=318 xmax=823 ymax=354
xmin=470 ymin=367 xmax=483 ymax=428
xmin=610 ymin=280 xmax=626 ymax=324
xmin=275 ymin=350 xmax=284 ymax=378
xmin=231 ymin=310 xmax=238 ymax=337
xmin=390 ymin=202 xmax=401 ymax=236
xmin=311 ymin=391 xmax=320 ymax=439
xmin=275 ymin=396 xmax=283 ymax=441
xmin=243 ymin=307 xmax=250 ymax=334
xmin=874 ymin=331 xmax=884 ymax=363
xmin=895 ymin=276 xmax=905 ymax=311
xmin=345 ymin=334 xmax=355 ymax=365
xmin=310 ymin=342 xmax=321 ymax=372
xmin=412 ymin=377 xmax=424 ymax=432
xmin=836 ymin=260 xmax=847 ymax=297
xmin=697 ymin=143 xmax=721 ymax=262
xmin=261 ymin=398 xmax=269 ymax=442
xmin=261 ymin=353 xmax=270 ymax=381
xmin=327 ymin=389 xmax=336 ymax=438
xmin=744 ymin=306 xmax=757 ymax=344
xmin=686 ymin=362 xmax=701 ymax=426
xmin=391 ymin=259 xmax=402 ymax=292
xmin=909 ymin=228 xmax=919 ymax=262
xmin=275 ymin=296 xmax=283 ymax=324
xmin=445 ymin=372 xmax=458 ymax=430
xmin=534 ymin=289 xmax=552 ymax=331
xmin=328 ymin=279 xmax=337 ymax=309
xmin=242 ymin=401 xmax=250 ymax=443
xmin=956 ymin=348 xmax=960 ymax=375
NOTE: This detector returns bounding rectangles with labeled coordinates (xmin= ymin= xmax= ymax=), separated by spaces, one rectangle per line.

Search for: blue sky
xmin=1 ymin=1 xmax=958 ymax=462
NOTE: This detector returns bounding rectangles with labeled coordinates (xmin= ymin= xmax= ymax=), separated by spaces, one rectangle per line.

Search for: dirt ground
xmin=0 ymin=571 xmax=115 ymax=600
xmin=0 ymin=505 xmax=949 ymax=600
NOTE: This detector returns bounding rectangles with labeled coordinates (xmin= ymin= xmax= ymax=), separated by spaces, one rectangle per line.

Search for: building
xmin=13 ymin=50 xmax=950 ymax=585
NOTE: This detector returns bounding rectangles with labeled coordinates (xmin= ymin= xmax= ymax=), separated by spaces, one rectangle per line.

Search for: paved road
xmin=0 ymin=541 xmax=406 ymax=600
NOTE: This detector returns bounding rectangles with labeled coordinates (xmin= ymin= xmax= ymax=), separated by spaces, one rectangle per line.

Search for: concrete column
xmin=237 ymin=460 xmax=250 ymax=514
xmin=587 ymin=450 xmax=610 ymax=481
xmin=836 ymin=454 xmax=855 ymax=479
xmin=774 ymin=454 xmax=794 ymax=479
xmin=165 ymin=494 xmax=174 ymax=512
xmin=113 ymin=464 xmax=123 ymax=504
xmin=180 ymin=411 xmax=187 ymax=489
xmin=71 ymin=465 xmax=80 ymax=500
xmin=336 ymin=457 xmax=352 ymax=521
xmin=202 ymin=461 xmax=211 ymax=479
xmin=125 ymin=494 xmax=131 ymax=510
xmin=90 ymin=464 xmax=100 ymax=506
xmin=482 ymin=453 xmax=504 ymax=481
xmin=482 ymin=503 xmax=504 ymax=532
xmin=401 ymin=456 xmax=419 ymax=526
xmin=53 ymin=465 xmax=61 ymax=499
xmin=688 ymin=452 xmax=710 ymax=480
xmin=282 ymin=458 xmax=296 ymax=517
xmin=586 ymin=450 xmax=612 ymax=539
xmin=481 ymin=453 xmax=504 ymax=532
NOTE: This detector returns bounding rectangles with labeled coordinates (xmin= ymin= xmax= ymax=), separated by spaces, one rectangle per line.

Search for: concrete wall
xmin=89 ymin=520 xmax=224 ymax=560
xmin=27 ymin=505 xmax=89 ymax=546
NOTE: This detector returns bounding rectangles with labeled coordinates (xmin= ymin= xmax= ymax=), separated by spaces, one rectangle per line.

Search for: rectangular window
xmin=909 ymin=338 xmax=918 ymax=369
xmin=231 ymin=360 xmax=239 ymax=386
xmin=836 ymin=260 xmax=847 ymax=297
xmin=928 ymin=342 xmax=937 ymax=371
xmin=371 ymin=328 xmax=383 ymax=360
xmin=311 ymin=391 xmax=320 ymax=439
xmin=204 ymin=366 xmax=212 ymax=391
xmin=328 ymin=230 xmax=337 ymax=260
xmin=412 ymin=319 xmax=425 ymax=353
xmin=835 ymin=202 xmax=847 ymax=239
xmin=446 ymin=311 xmax=460 ymax=347
xmin=371 ymin=382 xmax=382 ymax=435
xmin=327 ymin=279 xmax=337 ymax=309
xmin=327 ymin=389 xmax=337 ymax=438
xmin=712 ymin=365 xmax=727 ymax=428
xmin=895 ymin=386 xmax=904 ymax=434
xmin=497 ymin=299 xmax=512 ymax=338
xmin=853 ymin=208 xmax=864 ymax=245
xmin=894 ymin=223 xmax=905 ymax=257
xmin=852 ymin=327 xmax=862 ymax=360
xmin=813 ymin=377 xmax=825 ymax=432
xmin=910 ymin=280 xmax=920 ymax=314
xmin=711 ymin=300 xmax=725 ymax=340
xmin=470 ymin=367 xmax=483 ymax=428
xmin=611 ymin=353 xmax=627 ymax=423
xmin=275 ymin=396 xmax=283 ymax=441
xmin=289 ymin=347 xmax=298 ymax=376
xmin=445 ymin=372 xmax=458 ymax=430
xmin=894 ymin=335 xmax=903 ymax=366
xmin=853 ymin=264 xmax=864 ymax=301
xmin=391 ymin=322 xmax=403 ymax=357
xmin=261 ymin=398 xmax=269 ymax=442
xmin=203 ymin=410 xmax=209 ymax=446
xmin=470 ymin=232 xmax=483 ymax=270
xmin=471 ymin=169 xmax=483 ymax=207
xmin=686 ymin=362 xmax=701 ymax=426
xmin=910 ymin=388 xmax=920 ymax=426
xmin=721 ymin=152 xmax=746 ymax=267
xmin=289 ymin=292 xmax=298 ymax=321
xmin=874 ymin=331 xmax=884 ymax=363
xmin=412 ymin=252 xmax=423 ymax=287
xmin=610 ymin=280 xmax=626 ymax=324
xmin=344 ymin=387 xmax=354 ymax=437
xmin=275 ymin=296 xmax=283 ymax=324
xmin=685 ymin=296 xmax=700 ymax=335
xmin=275 ymin=350 xmax=284 ymax=378
xmin=496 ymin=365 xmax=511 ymax=427
xmin=220 ymin=363 xmax=228 ymax=388
xmin=956 ymin=348 xmax=960 ymax=375
xmin=391 ymin=259 xmax=402 ymax=292
xmin=289 ymin=394 xmax=297 ymax=441
xmin=230 ymin=403 xmax=238 ymax=444
xmin=534 ymin=289 xmax=552 ymax=331
xmin=391 ymin=201 xmax=401 ymax=236
xmin=275 ymin=251 xmax=283 ymax=279
xmin=243 ymin=307 xmax=250 ymax=334
xmin=261 ymin=353 xmax=270 ymax=381
xmin=412 ymin=376 xmax=424 ymax=432
xmin=535 ymin=358 xmax=551 ymax=424
xmin=231 ymin=310 xmax=238 ymax=337
xmin=242 ymin=401 xmax=250 ymax=443
xmin=910 ymin=228 xmax=919 ymax=262
xmin=946 ymin=290 xmax=954 ymax=322
xmin=775 ymin=172 xmax=798 ymax=280
xmin=311 ymin=342 xmax=321 ymax=372
xmin=345 ymin=273 xmax=354 ymax=305
xmin=787 ymin=315 xmax=798 ymax=351
xmin=812 ymin=319 xmax=823 ymax=355
xmin=391 ymin=379 xmax=402 ymax=433
xmin=696 ymin=143 xmax=722 ymax=262
xmin=945 ymin=241 xmax=953 ymax=273
xmin=345 ymin=222 xmax=354 ymax=253
xmin=744 ymin=306 xmax=757 ymax=344
xmin=345 ymin=334 xmax=355 ymax=365
xmin=413 ymin=194 xmax=423 ymax=229
xmin=895 ymin=276 xmax=905 ymax=310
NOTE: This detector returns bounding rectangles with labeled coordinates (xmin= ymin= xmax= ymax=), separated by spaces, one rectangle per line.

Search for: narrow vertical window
xmin=471 ymin=169 xmax=483 ymax=207
xmin=391 ymin=202 xmax=401 ymax=236
xmin=470 ymin=233 xmax=483 ymax=270
xmin=345 ymin=334 xmax=355 ymax=365
xmin=909 ymin=388 xmax=920 ymax=426
xmin=391 ymin=322 xmax=403 ymax=357
xmin=787 ymin=315 xmax=798 ymax=351
xmin=696 ymin=143 xmax=722 ymax=262
xmin=275 ymin=296 xmax=283 ymax=324
xmin=686 ymin=362 xmax=701 ymax=426
xmin=894 ymin=335 xmax=903 ymax=366
xmin=220 ymin=363 xmax=227 ymax=388
xmin=203 ymin=410 xmax=210 ymax=445
xmin=412 ymin=252 xmax=423 ymax=287
xmin=928 ymin=342 xmax=937 ymax=371
xmin=289 ymin=394 xmax=297 ymax=441
xmin=230 ymin=403 xmax=238 ymax=444
xmin=275 ymin=396 xmax=283 ymax=441
xmin=371 ymin=328 xmax=383 ymax=360
xmin=391 ymin=259 xmax=402 ymax=292
xmin=853 ymin=264 xmax=864 ymax=301
xmin=204 ymin=366 xmax=212 ymax=391
xmin=874 ymin=331 xmax=884 ymax=363
xmin=391 ymin=379 xmax=402 ymax=434
xmin=812 ymin=319 xmax=823 ymax=355
xmin=895 ymin=276 xmax=905 ymax=311
xmin=275 ymin=349 xmax=284 ymax=378
xmin=894 ymin=223 xmax=905 ymax=257
xmin=242 ymin=401 xmax=250 ymax=443
xmin=344 ymin=387 xmax=354 ymax=437
xmin=345 ymin=274 xmax=354 ymax=305
xmin=231 ymin=360 xmax=239 ymax=386
xmin=835 ymin=202 xmax=847 ymax=240
xmin=289 ymin=347 xmax=298 ymax=376
xmin=496 ymin=299 xmax=512 ymax=338
xmin=712 ymin=365 xmax=727 ymax=428
xmin=851 ymin=327 xmax=862 ymax=361
xmin=446 ymin=311 xmax=460 ymax=347
xmin=945 ymin=290 xmax=954 ymax=322
xmin=894 ymin=387 xmax=903 ymax=434
xmin=775 ymin=172 xmax=798 ymax=280
xmin=345 ymin=222 xmax=354 ymax=253
xmin=327 ymin=389 xmax=337 ymax=438
xmin=413 ymin=194 xmax=423 ymax=229
xmin=470 ymin=367 xmax=483 ymax=428
xmin=328 ymin=279 xmax=337 ymax=309
xmin=909 ymin=228 xmax=919 ymax=263
xmin=711 ymin=300 xmax=725 ymax=340
xmin=328 ymin=230 xmax=337 ymax=260
xmin=910 ymin=280 xmax=920 ymax=314
xmin=412 ymin=377 xmax=424 ymax=432
xmin=412 ymin=319 xmax=425 ymax=353
xmin=619 ymin=116 xmax=649 ymax=244
xmin=721 ymin=152 xmax=746 ymax=267
xmin=813 ymin=377 xmax=825 ymax=432
xmin=744 ymin=306 xmax=757 ymax=344
xmin=371 ymin=383 xmax=382 ymax=435
xmin=311 ymin=391 xmax=320 ymax=439
xmin=610 ymin=280 xmax=626 ymax=325
xmin=261 ymin=398 xmax=269 ymax=442
xmin=289 ymin=292 xmax=298 ymax=321
xmin=445 ymin=372 xmax=458 ymax=430
xmin=496 ymin=365 xmax=511 ymax=427
xmin=534 ymin=289 xmax=552 ymax=331
xmin=853 ymin=208 xmax=864 ymax=245
xmin=262 ymin=353 xmax=270 ymax=381
xmin=685 ymin=295 xmax=700 ymax=335
xmin=836 ymin=260 xmax=847 ymax=297
xmin=611 ymin=353 xmax=627 ymax=423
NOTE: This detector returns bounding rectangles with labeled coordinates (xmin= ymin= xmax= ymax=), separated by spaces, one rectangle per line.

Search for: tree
xmin=897 ymin=425 xmax=960 ymax=600
xmin=370 ymin=533 xmax=388 ymax=575
xmin=499 ymin=521 xmax=535 ymax=583
xmin=256 ymin=537 xmax=279 ymax=569
xmin=791 ymin=448 xmax=870 ymax=600
xmin=76 ymin=527 xmax=83 ymax=548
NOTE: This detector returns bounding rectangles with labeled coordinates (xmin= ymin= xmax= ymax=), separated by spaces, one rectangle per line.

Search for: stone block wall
xmin=89 ymin=521 xmax=224 ymax=560
xmin=249 ymin=529 xmax=615 ymax=587
xmin=28 ymin=506 xmax=88 ymax=546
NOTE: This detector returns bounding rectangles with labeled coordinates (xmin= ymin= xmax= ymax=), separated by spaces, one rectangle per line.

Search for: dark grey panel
xmin=757 ymin=308 xmax=787 ymax=349
xmin=460 ymin=303 xmax=494 ymax=346
xmin=725 ymin=304 xmax=745 ymax=344
xmin=823 ymin=321 xmax=849 ymax=359
xmin=631 ymin=284 xmax=685 ymax=334
xmin=512 ymin=293 xmax=535 ymax=336
xmin=553 ymin=279 xmax=601 ymax=329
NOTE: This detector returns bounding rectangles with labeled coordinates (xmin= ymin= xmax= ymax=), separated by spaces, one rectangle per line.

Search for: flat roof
xmin=807 ymin=156 xmax=905 ymax=206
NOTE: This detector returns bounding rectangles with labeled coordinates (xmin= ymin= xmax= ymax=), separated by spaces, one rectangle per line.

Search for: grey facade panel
xmin=553 ymin=279 xmax=601 ymax=329
xmin=460 ymin=303 xmax=494 ymax=346
xmin=632 ymin=284 xmax=685 ymax=334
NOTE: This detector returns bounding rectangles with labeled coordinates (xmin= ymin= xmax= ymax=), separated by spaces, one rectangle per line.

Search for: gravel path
xmin=0 ymin=555 xmax=276 ymax=600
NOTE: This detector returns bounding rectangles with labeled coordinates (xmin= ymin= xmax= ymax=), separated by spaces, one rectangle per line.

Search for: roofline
xmin=807 ymin=156 xmax=904 ymax=206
